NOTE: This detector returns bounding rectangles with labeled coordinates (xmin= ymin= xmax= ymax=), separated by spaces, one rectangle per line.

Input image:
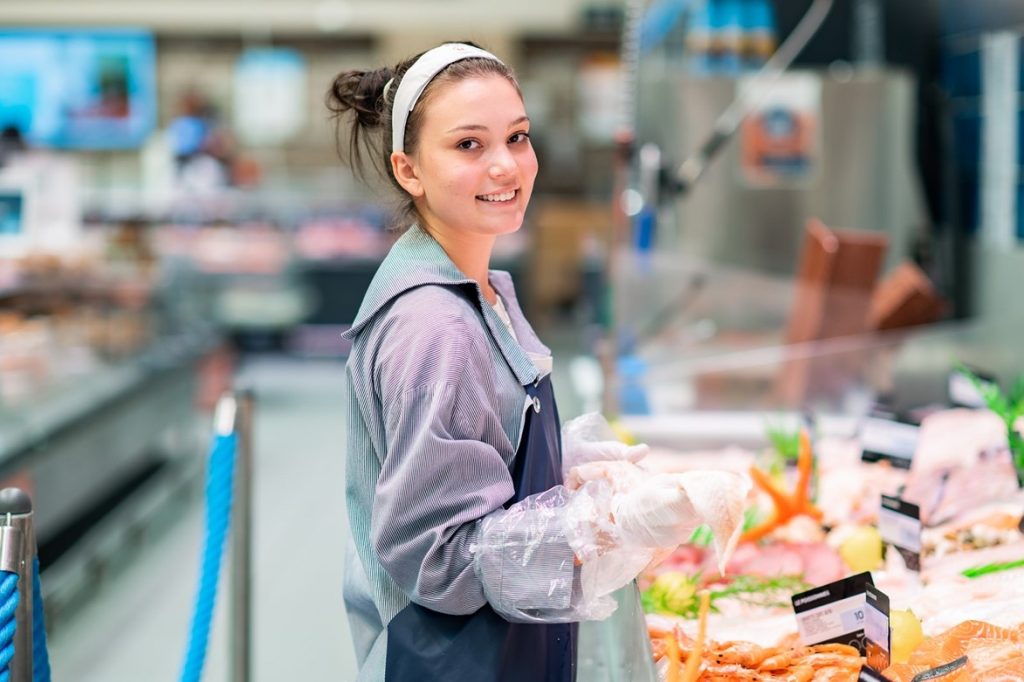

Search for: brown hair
xmin=326 ymin=42 xmax=521 ymax=226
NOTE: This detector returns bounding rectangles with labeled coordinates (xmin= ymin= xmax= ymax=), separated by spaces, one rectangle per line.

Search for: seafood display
xmin=649 ymin=613 xmax=863 ymax=681
xmin=623 ymin=407 xmax=1024 ymax=680
xmin=882 ymin=620 xmax=1024 ymax=681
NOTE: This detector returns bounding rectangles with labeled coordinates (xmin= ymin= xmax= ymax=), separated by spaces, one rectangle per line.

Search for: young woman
xmin=328 ymin=42 xmax=729 ymax=682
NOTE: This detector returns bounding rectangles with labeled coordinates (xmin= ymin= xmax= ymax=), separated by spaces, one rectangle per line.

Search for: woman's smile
xmin=476 ymin=188 xmax=519 ymax=204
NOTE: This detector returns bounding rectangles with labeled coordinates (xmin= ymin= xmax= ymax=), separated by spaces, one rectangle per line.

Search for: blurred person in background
xmin=168 ymin=90 xmax=235 ymax=192
xmin=0 ymin=125 xmax=27 ymax=169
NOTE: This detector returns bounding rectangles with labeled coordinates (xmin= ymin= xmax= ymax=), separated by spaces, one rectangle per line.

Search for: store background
xmin=0 ymin=1 xmax=1022 ymax=680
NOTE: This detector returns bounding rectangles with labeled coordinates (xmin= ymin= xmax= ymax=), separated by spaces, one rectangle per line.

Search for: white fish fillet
xmin=673 ymin=470 xmax=752 ymax=573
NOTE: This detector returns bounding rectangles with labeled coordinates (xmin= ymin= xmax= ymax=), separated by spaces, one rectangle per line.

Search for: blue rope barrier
xmin=0 ymin=571 xmax=19 ymax=682
xmin=32 ymin=558 xmax=50 ymax=682
xmin=179 ymin=432 xmax=237 ymax=682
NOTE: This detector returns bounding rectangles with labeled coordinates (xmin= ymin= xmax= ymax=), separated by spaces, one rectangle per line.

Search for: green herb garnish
xmin=642 ymin=572 xmax=811 ymax=619
xmin=688 ymin=509 xmax=762 ymax=548
xmin=766 ymin=422 xmax=801 ymax=464
xmin=742 ymin=507 xmax=762 ymax=533
xmin=688 ymin=525 xmax=714 ymax=547
xmin=962 ymin=558 xmax=1024 ymax=579
xmin=956 ymin=363 xmax=1024 ymax=486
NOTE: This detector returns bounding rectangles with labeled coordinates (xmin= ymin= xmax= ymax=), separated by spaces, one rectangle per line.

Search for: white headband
xmin=390 ymin=43 xmax=504 ymax=153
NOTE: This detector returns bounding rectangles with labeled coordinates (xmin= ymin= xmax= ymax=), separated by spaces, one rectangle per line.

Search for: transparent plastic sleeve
xmin=471 ymin=482 xmax=629 ymax=623
xmin=470 ymin=468 xmax=750 ymax=624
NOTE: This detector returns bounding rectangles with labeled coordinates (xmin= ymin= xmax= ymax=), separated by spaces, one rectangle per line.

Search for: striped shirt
xmin=341 ymin=225 xmax=575 ymax=680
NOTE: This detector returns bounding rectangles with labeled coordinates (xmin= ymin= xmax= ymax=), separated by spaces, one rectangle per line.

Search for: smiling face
xmin=391 ymin=74 xmax=537 ymax=242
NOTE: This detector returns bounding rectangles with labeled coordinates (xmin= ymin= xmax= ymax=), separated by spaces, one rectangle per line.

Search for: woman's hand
xmin=561 ymin=413 xmax=649 ymax=479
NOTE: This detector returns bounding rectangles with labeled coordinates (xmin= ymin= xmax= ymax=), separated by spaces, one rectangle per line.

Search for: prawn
xmin=708 ymin=641 xmax=773 ymax=668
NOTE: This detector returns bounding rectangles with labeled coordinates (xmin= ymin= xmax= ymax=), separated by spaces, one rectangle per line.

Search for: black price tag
xmin=878 ymin=495 xmax=922 ymax=572
xmin=791 ymin=572 xmax=874 ymax=653
xmin=860 ymin=417 xmax=919 ymax=469
xmin=859 ymin=665 xmax=895 ymax=682
xmin=864 ymin=584 xmax=890 ymax=672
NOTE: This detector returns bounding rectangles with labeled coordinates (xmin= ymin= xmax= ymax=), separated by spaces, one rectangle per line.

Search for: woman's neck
xmin=423 ymin=223 xmax=497 ymax=304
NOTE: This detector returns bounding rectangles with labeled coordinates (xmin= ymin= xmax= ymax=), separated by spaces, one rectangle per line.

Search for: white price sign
xmin=878 ymin=505 xmax=922 ymax=553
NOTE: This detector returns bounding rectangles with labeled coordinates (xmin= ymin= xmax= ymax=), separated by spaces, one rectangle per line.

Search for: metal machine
xmin=636 ymin=68 xmax=928 ymax=276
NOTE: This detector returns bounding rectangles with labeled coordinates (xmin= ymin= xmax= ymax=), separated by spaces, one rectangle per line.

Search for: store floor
xmin=47 ymin=336 xmax=587 ymax=680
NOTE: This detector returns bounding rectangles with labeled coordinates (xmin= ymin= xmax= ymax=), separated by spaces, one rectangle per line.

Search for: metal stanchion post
xmin=0 ymin=488 xmax=35 ymax=682
xmin=230 ymin=390 xmax=254 ymax=682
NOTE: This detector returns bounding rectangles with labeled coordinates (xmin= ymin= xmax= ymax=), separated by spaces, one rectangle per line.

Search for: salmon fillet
xmin=883 ymin=620 xmax=1024 ymax=681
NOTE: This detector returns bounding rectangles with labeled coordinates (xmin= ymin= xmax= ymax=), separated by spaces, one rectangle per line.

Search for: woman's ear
xmin=390 ymin=151 xmax=424 ymax=198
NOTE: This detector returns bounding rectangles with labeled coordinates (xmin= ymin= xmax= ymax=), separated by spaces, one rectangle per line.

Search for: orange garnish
xmin=662 ymin=631 xmax=680 ymax=682
xmin=681 ymin=590 xmax=711 ymax=682
xmin=740 ymin=428 xmax=822 ymax=544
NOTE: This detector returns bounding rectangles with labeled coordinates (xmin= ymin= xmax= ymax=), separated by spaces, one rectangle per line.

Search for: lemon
xmin=608 ymin=419 xmax=637 ymax=445
xmin=838 ymin=525 xmax=883 ymax=572
xmin=890 ymin=608 xmax=924 ymax=663
xmin=649 ymin=572 xmax=698 ymax=614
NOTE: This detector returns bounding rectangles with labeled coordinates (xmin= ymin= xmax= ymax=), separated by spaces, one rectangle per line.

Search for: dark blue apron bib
xmin=384 ymin=376 xmax=578 ymax=681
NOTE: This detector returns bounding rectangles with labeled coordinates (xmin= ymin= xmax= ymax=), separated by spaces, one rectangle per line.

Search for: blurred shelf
xmin=0 ymin=326 xmax=219 ymax=548
xmin=518 ymin=31 xmax=621 ymax=55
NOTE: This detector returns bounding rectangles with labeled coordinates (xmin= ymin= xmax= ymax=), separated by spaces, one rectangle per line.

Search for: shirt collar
xmin=344 ymin=224 xmax=540 ymax=386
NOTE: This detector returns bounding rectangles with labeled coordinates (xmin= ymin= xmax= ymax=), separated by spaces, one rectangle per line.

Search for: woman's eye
xmin=509 ymin=132 xmax=530 ymax=144
xmin=457 ymin=139 xmax=480 ymax=150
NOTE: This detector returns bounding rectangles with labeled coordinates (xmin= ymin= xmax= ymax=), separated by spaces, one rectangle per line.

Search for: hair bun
xmin=326 ymin=68 xmax=391 ymax=128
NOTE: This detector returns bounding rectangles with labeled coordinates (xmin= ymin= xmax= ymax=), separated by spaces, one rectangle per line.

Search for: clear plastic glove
xmin=611 ymin=475 xmax=700 ymax=549
xmin=606 ymin=469 xmax=750 ymax=572
xmin=564 ymin=479 xmax=658 ymax=613
xmin=562 ymin=413 xmax=649 ymax=479
xmin=572 ymin=469 xmax=749 ymax=612
xmin=470 ymin=468 xmax=749 ymax=624
xmin=564 ymin=459 xmax=647 ymax=493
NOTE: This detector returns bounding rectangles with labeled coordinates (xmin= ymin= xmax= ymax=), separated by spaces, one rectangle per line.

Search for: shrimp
xmin=806 ymin=643 xmax=861 ymax=658
xmin=782 ymin=665 xmax=815 ymax=682
xmin=708 ymin=641 xmax=773 ymax=668
xmin=758 ymin=647 xmax=812 ymax=671
xmin=813 ymin=666 xmax=864 ymax=681
xmin=797 ymin=652 xmax=863 ymax=669
xmin=758 ymin=643 xmax=862 ymax=673
xmin=698 ymin=665 xmax=764 ymax=680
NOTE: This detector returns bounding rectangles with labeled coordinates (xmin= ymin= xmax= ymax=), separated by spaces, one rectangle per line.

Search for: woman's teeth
xmin=478 ymin=190 xmax=516 ymax=202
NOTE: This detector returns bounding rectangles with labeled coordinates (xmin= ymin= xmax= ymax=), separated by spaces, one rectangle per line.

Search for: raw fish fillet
xmin=902 ymin=409 xmax=1017 ymax=525
xmin=883 ymin=620 xmax=1024 ymax=681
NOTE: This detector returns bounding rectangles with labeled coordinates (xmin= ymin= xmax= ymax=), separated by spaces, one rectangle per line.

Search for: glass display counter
xmin=614 ymin=311 xmax=1024 ymax=451
xmin=0 ymin=325 xmax=217 ymax=550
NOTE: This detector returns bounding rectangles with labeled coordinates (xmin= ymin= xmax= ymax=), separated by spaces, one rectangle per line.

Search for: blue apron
xmin=384 ymin=376 xmax=578 ymax=681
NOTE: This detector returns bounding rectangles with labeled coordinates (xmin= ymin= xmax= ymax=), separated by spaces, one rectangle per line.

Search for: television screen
xmin=0 ymin=28 xmax=157 ymax=150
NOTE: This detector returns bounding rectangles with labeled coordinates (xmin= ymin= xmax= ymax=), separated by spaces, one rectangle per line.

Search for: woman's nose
xmin=488 ymin=148 xmax=515 ymax=178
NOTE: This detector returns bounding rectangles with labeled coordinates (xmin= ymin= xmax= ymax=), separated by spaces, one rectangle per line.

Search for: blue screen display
xmin=0 ymin=191 xmax=23 ymax=237
xmin=0 ymin=28 xmax=157 ymax=150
